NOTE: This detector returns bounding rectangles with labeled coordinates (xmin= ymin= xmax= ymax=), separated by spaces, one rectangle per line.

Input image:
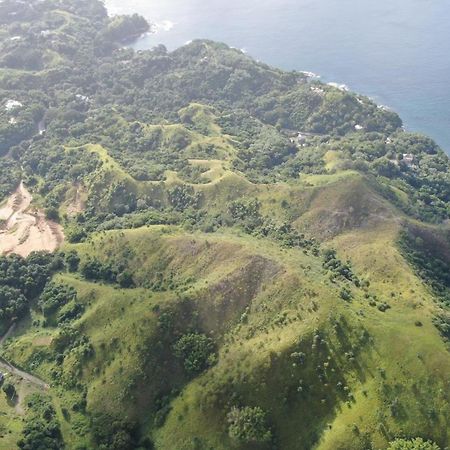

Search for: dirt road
xmin=0 ymin=324 xmax=49 ymax=391
xmin=0 ymin=358 xmax=49 ymax=390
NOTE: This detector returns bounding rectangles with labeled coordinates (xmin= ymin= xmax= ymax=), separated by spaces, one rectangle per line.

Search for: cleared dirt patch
xmin=0 ymin=182 xmax=64 ymax=257
xmin=66 ymin=182 xmax=86 ymax=217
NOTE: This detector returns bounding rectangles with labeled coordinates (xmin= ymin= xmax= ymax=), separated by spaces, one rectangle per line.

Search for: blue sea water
xmin=105 ymin=0 xmax=450 ymax=154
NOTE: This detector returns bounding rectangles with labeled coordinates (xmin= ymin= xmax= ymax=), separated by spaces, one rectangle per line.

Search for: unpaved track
xmin=0 ymin=358 xmax=49 ymax=390
xmin=0 ymin=182 xmax=64 ymax=257
xmin=0 ymin=324 xmax=49 ymax=391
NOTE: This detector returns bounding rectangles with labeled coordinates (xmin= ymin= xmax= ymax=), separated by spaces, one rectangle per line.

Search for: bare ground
xmin=0 ymin=182 xmax=64 ymax=257
xmin=66 ymin=182 xmax=86 ymax=217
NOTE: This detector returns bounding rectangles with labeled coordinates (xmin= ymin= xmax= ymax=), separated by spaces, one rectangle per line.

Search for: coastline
xmin=103 ymin=0 xmax=450 ymax=154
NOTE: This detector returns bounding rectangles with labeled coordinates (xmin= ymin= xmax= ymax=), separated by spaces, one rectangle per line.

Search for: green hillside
xmin=0 ymin=1 xmax=449 ymax=449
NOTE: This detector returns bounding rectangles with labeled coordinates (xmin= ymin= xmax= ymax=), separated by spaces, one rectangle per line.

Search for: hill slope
xmin=0 ymin=1 xmax=449 ymax=449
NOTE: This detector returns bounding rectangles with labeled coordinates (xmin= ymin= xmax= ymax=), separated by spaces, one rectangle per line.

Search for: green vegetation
xmin=0 ymin=252 xmax=61 ymax=332
xmin=227 ymin=406 xmax=272 ymax=444
xmin=2 ymin=381 xmax=16 ymax=399
xmin=387 ymin=438 xmax=440 ymax=450
xmin=0 ymin=1 xmax=448 ymax=449
xmin=398 ymin=227 xmax=450 ymax=308
xmin=173 ymin=333 xmax=216 ymax=375
xmin=0 ymin=158 xmax=20 ymax=199
xmin=98 ymin=14 xmax=150 ymax=45
xmin=18 ymin=393 xmax=63 ymax=450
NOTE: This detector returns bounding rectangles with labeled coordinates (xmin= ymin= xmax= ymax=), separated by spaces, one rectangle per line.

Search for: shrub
xmin=117 ymin=271 xmax=134 ymax=288
xmin=81 ymin=258 xmax=116 ymax=282
xmin=65 ymin=250 xmax=80 ymax=272
xmin=17 ymin=394 xmax=63 ymax=449
xmin=340 ymin=287 xmax=353 ymax=301
xmin=45 ymin=207 xmax=59 ymax=222
xmin=66 ymin=226 xmax=87 ymax=243
xmin=387 ymin=437 xmax=440 ymax=450
xmin=173 ymin=333 xmax=216 ymax=375
xmin=227 ymin=406 xmax=272 ymax=443
xmin=91 ymin=413 xmax=139 ymax=450
xmin=2 ymin=382 xmax=15 ymax=399
xmin=38 ymin=282 xmax=77 ymax=317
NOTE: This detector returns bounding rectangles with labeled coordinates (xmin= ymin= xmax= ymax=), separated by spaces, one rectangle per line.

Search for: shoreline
xmin=103 ymin=0 xmax=449 ymax=154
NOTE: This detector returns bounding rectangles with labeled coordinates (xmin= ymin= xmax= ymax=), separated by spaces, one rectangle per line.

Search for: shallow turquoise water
xmin=105 ymin=0 xmax=450 ymax=153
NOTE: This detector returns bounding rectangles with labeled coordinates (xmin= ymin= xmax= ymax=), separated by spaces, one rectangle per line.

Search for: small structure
xmin=4 ymin=99 xmax=23 ymax=111
xmin=75 ymin=94 xmax=90 ymax=103
xmin=310 ymin=86 xmax=324 ymax=95
xmin=354 ymin=124 xmax=363 ymax=131
xmin=290 ymin=133 xmax=306 ymax=145
xmin=296 ymin=132 xmax=306 ymax=144
xmin=402 ymin=153 xmax=415 ymax=166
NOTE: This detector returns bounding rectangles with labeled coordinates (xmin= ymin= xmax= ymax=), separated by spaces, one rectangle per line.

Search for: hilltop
xmin=0 ymin=1 xmax=449 ymax=449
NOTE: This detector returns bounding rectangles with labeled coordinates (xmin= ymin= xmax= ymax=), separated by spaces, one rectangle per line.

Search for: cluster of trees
xmin=398 ymin=228 xmax=450 ymax=308
xmin=322 ymin=249 xmax=359 ymax=285
xmin=178 ymin=164 xmax=209 ymax=184
xmin=20 ymin=143 xmax=100 ymax=211
xmin=0 ymin=0 xmax=107 ymax=26
xmin=433 ymin=312 xmax=450 ymax=343
xmin=80 ymin=257 xmax=134 ymax=288
xmin=173 ymin=333 xmax=216 ymax=375
xmin=387 ymin=438 xmax=440 ymax=450
xmin=91 ymin=413 xmax=143 ymax=450
xmin=227 ymin=406 xmax=272 ymax=444
xmin=2 ymin=380 xmax=16 ymax=399
xmin=232 ymin=123 xmax=297 ymax=180
xmin=0 ymin=252 xmax=59 ymax=330
xmin=0 ymin=250 xmax=87 ymax=331
xmin=38 ymin=282 xmax=77 ymax=317
xmin=0 ymin=157 xmax=20 ymax=201
xmin=0 ymin=92 xmax=45 ymax=155
xmin=18 ymin=393 xmax=63 ymax=450
xmin=227 ymin=198 xmax=318 ymax=252
xmin=168 ymin=185 xmax=202 ymax=212
xmin=398 ymin=226 xmax=450 ymax=344
xmin=98 ymin=14 xmax=150 ymax=45
xmin=95 ymin=209 xmax=180 ymax=232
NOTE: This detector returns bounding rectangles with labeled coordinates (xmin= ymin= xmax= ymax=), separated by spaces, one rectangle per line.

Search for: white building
xmin=402 ymin=153 xmax=415 ymax=166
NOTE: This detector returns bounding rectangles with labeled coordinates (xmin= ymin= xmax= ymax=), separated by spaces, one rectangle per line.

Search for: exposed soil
xmin=0 ymin=182 xmax=64 ymax=257
xmin=66 ymin=182 xmax=85 ymax=217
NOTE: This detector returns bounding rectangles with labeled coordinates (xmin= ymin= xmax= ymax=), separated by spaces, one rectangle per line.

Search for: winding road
xmin=0 ymin=324 xmax=49 ymax=390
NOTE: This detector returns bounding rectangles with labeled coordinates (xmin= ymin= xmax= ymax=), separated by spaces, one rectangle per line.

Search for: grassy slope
xmin=0 ymin=104 xmax=448 ymax=448
xmin=3 ymin=215 xmax=448 ymax=449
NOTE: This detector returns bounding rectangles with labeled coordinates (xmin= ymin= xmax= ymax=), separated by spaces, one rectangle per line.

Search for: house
xmin=402 ymin=153 xmax=415 ymax=166
xmin=296 ymin=132 xmax=306 ymax=144
xmin=4 ymin=100 xmax=23 ymax=111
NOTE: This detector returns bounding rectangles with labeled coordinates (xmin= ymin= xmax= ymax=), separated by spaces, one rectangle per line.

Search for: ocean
xmin=105 ymin=0 xmax=450 ymax=154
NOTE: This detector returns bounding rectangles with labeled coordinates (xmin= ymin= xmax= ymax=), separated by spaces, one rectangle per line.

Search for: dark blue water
xmin=105 ymin=0 xmax=450 ymax=154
